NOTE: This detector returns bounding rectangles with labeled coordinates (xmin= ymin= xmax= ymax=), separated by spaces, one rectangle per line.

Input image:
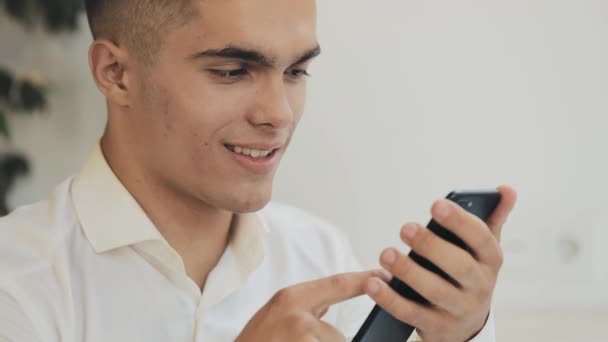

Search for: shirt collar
xmin=70 ymin=143 xmax=163 ymax=253
xmin=230 ymin=212 xmax=270 ymax=277
xmin=70 ymin=142 xmax=270 ymax=268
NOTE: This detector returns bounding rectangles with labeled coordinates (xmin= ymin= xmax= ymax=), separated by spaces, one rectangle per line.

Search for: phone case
xmin=352 ymin=190 xmax=501 ymax=342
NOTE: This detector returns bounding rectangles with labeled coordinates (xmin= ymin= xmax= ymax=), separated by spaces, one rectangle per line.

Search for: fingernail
xmin=402 ymin=223 xmax=418 ymax=240
xmin=382 ymin=249 xmax=397 ymax=265
xmin=435 ymin=201 xmax=450 ymax=219
xmin=367 ymin=278 xmax=381 ymax=294
xmin=373 ymin=269 xmax=392 ymax=282
xmin=380 ymin=270 xmax=393 ymax=282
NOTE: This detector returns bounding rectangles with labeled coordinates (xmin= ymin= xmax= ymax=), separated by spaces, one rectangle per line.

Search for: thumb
xmin=486 ymin=185 xmax=518 ymax=241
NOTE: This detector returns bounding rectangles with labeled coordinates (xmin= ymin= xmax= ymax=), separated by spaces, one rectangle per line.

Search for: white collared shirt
xmin=0 ymin=144 xmax=495 ymax=341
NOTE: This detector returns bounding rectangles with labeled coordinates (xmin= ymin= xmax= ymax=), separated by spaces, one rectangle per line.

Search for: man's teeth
xmin=232 ymin=145 xmax=273 ymax=158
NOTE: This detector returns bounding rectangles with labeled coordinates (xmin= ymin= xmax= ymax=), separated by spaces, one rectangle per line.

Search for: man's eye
xmin=210 ymin=68 xmax=248 ymax=79
xmin=286 ymin=69 xmax=310 ymax=79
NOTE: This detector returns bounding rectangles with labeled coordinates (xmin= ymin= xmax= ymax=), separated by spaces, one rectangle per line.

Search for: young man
xmin=0 ymin=0 xmax=517 ymax=341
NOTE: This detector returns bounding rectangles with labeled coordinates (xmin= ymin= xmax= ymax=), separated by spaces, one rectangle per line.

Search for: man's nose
xmin=246 ymin=78 xmax=294 ymax=130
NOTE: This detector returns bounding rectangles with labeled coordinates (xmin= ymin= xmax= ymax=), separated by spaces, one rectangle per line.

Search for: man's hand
xmin=364 ymin=185 xmax=517 ymax=342
xmin=236 ymin=270 xmax=390 ymax=342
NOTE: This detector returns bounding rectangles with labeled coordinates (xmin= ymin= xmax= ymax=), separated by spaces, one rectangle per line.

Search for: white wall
xmin=2 ymin=1 xmax=608 ymax=340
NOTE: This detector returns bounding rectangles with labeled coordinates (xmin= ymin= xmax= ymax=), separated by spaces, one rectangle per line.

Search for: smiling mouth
xmin=224 ymin=144 xmax=280 ymax=159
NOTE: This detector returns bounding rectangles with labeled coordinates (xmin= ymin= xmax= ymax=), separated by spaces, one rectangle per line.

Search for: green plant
xmin=2 ymin=0 xmax=83 ymax=32
xmin=0 ymin=68 xmax=48 ymax=138
xmin=0 ymin=0 xmax=84 ymax=215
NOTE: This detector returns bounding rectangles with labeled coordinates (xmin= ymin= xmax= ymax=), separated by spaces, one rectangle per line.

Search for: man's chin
xmin=224 ymin=187 xmax=273 ymax=214
xmin=229 ymin=197 xmax=272 ymax=214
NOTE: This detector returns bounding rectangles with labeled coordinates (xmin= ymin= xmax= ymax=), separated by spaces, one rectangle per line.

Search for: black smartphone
xmin=352 ymin=190 xmax=502 ymax=342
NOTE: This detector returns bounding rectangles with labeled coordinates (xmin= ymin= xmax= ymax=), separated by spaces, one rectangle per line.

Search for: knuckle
xmin=495 ymin=246 xmax=505 ymax=268
xmin=329 ymin=274 xmax=348 ymax=291
xmin=399 ymin=258 xmax=414 ymax=280
xmin=413 ymin=229 xmax=434 ymax=252
xmin=272 ymin=288 xmax=297 ymax=308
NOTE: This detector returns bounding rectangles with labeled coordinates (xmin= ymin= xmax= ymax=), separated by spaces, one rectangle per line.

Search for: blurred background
xmin=1 ymin=0 xmax=607 ymax=341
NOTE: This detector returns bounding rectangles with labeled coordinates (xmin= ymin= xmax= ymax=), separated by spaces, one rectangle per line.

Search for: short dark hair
xmin=85 ymin=0 xmax=197 ymax=63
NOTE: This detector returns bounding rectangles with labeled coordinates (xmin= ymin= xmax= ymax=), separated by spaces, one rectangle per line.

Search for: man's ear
xmin=88 ymin=39 xmax=133 ymax=108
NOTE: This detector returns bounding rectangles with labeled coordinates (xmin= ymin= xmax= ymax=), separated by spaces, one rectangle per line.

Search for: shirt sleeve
xmin=0 ymin=283 xmax=42 ymax=342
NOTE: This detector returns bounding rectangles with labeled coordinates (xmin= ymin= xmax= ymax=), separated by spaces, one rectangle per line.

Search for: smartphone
xmin=352 ymin=190 xmax=502 ymax=342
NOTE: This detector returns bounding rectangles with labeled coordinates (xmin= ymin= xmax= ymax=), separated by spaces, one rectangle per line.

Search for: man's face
xmin=126 ymin=0 xmax=318 ymax=213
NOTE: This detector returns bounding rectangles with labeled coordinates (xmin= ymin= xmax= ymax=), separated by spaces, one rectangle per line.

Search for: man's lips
xmin=223 ymin=142 xmax=283 ymax=174
xmin=224 ymin=142 xmax=284 ymax=151
xmin=224 ymin=144 xmax=280 ymax=159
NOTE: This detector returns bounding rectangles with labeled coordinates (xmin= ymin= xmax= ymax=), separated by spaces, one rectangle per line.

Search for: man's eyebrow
xmin=186 ymin=44 xmax=322 ymax=67
xmin=293 ymin=45 xmax=322 ymax=65
xmin=187 ymin=45 xmax=275 ymax=67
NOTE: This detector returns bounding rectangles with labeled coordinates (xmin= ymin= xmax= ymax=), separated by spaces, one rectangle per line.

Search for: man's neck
xmin=100 ymin=135 xmax=233 ymax=290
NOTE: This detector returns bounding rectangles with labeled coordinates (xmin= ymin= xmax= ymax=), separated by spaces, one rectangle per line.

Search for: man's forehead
xmin=177 ymin=0 xmax=318 ymax=65
xmin=193 ymin=0 xmax=317 ymax=39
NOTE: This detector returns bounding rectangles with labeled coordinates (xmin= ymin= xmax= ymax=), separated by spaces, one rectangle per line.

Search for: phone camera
xmin=457 ymin=199 xmax=473 ymax=208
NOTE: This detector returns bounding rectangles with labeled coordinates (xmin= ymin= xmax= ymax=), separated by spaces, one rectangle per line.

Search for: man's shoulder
xmin=0 ymin=179 xmax=78 ymax=281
